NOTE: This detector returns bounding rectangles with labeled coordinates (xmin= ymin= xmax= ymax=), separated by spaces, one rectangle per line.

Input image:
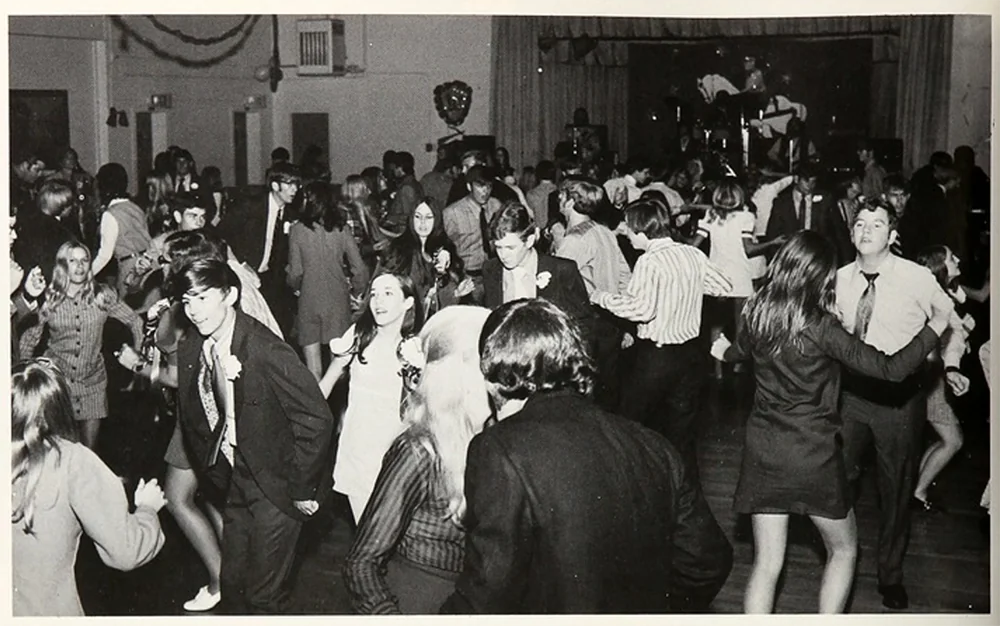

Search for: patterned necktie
xmin=854 ymin=272 xmax=879 ymax=340
xmin=479 ymin=203 xmax=491 ymax=255
xmin=198 ymin=345 xmax=233 ymax=466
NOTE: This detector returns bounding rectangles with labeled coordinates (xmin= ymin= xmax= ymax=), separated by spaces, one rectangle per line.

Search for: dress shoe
xmin=183 ymin=586 xmax=221 ymax=612
xmin=878 ymin=584 xmax=909 ymax=610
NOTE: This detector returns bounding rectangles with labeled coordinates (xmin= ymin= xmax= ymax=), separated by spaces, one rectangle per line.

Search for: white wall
xmin=272 ymin=15 xmax=493 ymax=182
xmin=9 ymin=31 xmax=102 ymax=173
xmin=948 ymin=15 xmax=992 ymax=169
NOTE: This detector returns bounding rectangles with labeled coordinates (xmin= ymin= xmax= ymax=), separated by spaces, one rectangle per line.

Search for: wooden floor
xmin=76 ymin=372 xmax=993 ymax=616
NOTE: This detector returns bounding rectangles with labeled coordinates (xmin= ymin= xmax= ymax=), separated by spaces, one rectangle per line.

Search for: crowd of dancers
xmin=10 ymin=136 xmax=991 ymax=615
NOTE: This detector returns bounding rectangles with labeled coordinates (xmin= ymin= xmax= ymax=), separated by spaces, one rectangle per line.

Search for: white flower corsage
xmin=397 ymin=336 xmax=425 ymax=392
xmin=811 ymin=194 xmax=824 ymax=203
xmin=221 ymin=354 xmax=242 ymax=381
xmin=536 ymin=271 xmax=552 ymax=290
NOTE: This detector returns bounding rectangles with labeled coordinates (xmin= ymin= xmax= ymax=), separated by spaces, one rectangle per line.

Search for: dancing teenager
xmin=12 ymin=358 xmax=166 ymax=616
xmin=320 ymin=271 xmax=425 ymax=522
xmin=173 ymin=259 xmax=336 ymax=614
xmin=711 ymin=231 xmax=949 ymax=613
xmin=19 ymin=241 xmax=143 ymax=449
xmin=441 ymin=299 xmax=733 ymax=613
xmin=913 ymin=245 xmax=973 ymax=510
xmin=343 ymin=306 xmax=492 ymax=613
xmin=835 ymin=201 xmax=965 ymax=610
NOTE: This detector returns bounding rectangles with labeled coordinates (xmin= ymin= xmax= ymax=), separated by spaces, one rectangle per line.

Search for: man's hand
xmin=945 ymin=370 xmax=970 ymax=396
xmin=293 ymin=499 xmax=319 ymax=516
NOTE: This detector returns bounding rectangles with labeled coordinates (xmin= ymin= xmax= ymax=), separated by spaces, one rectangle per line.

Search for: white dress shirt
xmin=502 ymin=249 xmax=539 ymax=303
xmin=258 ymin=193 xmax=284 ymax=273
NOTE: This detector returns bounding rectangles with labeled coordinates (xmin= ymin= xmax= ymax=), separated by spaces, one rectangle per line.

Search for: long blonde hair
xmin=12 ymin=359 xmax=80 ymax=534
xmin=401 ymin=306 xmax=491 ymax=524
xmin=40 ymin=241 xmax=116 ymax=322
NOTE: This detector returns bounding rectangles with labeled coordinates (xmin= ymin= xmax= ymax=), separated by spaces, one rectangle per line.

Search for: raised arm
xmin=70 ymin=445 xmax=165 ymax=570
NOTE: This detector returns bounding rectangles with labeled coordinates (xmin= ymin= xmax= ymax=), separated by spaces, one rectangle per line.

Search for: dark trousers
xmin=259 ymin=270 xmax=296 ymax=340
xmin=619 ymin=337 xmax=706 ymax=480
xmin=220 ymin=452 xmax=303 ymax=614
xmin=591 ymin=312 xmax=625 ymax=411
xmin=840 ymin=389 xmax=926 ymax=587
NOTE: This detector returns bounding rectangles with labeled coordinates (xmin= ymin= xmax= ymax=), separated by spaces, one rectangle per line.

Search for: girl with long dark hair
xmin=320 ymin=271 xmax=425 ymax=522
xmin=711 ymin=231 xmax=949 ymax=613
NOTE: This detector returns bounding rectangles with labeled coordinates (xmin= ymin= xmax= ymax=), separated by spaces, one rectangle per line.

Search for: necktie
xmin=268 ymin=207 xmax=285 ymax=269
xmin=854 ymin=272 xmax=879 ymax=341
xmin=198 ymin=345 xmax=233 ymax=466
xmin=478 ymin=203 xmax=491 ymax=255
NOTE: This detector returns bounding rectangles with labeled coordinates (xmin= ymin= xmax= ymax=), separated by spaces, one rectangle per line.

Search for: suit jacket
xmin=176 ymin=311 xmax=336 ymax=521
xmin=217 ymin=190 xmax=282 ymax=275
xmin=482 ymin=253 xmax=597 ymax=341
xmin=765 ymin=187 xmax=829 ymax=242
xmin=441 ymin=390 xmax=733 ymax=613
xmin=817 ymin=200 xmax=857 ymax=268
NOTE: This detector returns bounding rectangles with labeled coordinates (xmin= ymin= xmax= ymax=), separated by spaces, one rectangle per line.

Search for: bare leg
xmin=809 ymin=510 xmax=858 ymax=613
xmin=79 ymin=420 xmax=101 ymax=450
xmin=744 ymin=513 xmax=789 ymax=613
xmin=165 ymin=465 xmax=222 ymax=594
xmin=914 ymin=420 xmax=963 ymax=502
xmin=302 ymin=343 xmax=322 ymax=381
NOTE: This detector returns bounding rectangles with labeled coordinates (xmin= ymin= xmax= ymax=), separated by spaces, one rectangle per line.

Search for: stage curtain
xmin=536 ymin=15 xmax=901 ymax=39
xmin=492 ymin=16 xmax=544 ymax=169
xmin=895 ymin=15 xmax=953 ymax=175
xmin=870 ymin=34 xmax=899 ymax=139
xmin=493 ymin=16 xmax=629 ymax=169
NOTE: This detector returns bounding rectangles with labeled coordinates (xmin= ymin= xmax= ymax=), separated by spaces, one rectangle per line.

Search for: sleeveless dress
xmin=331 ymin=326 xmax=405 ymax=516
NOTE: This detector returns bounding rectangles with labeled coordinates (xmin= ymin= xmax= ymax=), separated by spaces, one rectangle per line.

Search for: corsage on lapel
xmin=221 ymin=354 xmax=242 ymax=381
xmin=536 ymin=271 xmax=552 ymax=290
xmin=397 ymin=336 xmax=425 ymax=393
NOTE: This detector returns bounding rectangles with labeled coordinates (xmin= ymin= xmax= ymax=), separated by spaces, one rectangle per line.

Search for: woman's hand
xmin=433 ymin=249 xmax=452 ymax=275
xmin=24 ymin=266 xmax=46 ymax=298
xmin=454 ymin=277 xmax=475 ymax=298
xmin=710 ymin=334 xmax=732 ymax=361
xmin=133 ymin=253 xmax=154 ymax=276
xmin=133 ymin=478 xmax=167 ymax=512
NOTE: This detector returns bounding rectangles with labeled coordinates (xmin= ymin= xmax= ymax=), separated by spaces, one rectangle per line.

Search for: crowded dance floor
xmin=9 ymin=12 xmax=993 ymax=616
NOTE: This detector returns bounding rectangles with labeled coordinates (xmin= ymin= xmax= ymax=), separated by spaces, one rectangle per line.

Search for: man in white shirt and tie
xmin=603 ymin=156 xmax=653 ymax=208
xmin=835 ymin=200 xmax=967 ymax=611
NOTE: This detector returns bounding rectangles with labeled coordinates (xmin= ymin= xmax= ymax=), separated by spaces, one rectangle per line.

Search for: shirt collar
xmin=853 ymin=252 xmax=896 ymax=277
xmin=646 ymin=237 xmax=679 ymax=253
xmin=268 ymin=191 xmax=283 ymax=216
xmin=204 ymin=309 xmax=237 ymax=359
xmin=507 ymin=249 xmax=539 ymax=277
xmin=108 ymin=197 xmax=130 ymax=207
xmin=624 ymin=174 xmax=638 ymax=187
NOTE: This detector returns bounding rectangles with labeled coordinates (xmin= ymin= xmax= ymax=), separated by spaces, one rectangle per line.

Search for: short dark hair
xmin=884 ymin=174 xmax=908 ymax=194
xmin=296 ymin=180 xmax=346 ymax=232
xmin=855 ymin=197 xmax=899 ymax=231
xmin=488 ymin=201 xmax=535 ymax=243
xmin=164 ymin=229 xmax=228 ymax=275
xmin=624 ymin=197 xmax=673 ymax=239
xmin=169 ymin=258 xmax=241 ymax=303
xmin=96 ymin=163 xmax=130 ymax=202
xmin=271 ymin=147 xmax=290 ymax=162
xmin=480 ymin=299 xmax=595 ymax=401
xmin=536 ymin=160 xmax=557 ymax=181
xmin=395 ymin=151 xmax=415 ymax=175
xmin=793 ymin=163 xmax=819 ymax=181
xmin=465 ymin=165 xmax=493 ymax=187
xmin=625 ymin=155 xmax=650 ymax=175
xmin=929 ymin=151 xmax=953 ymax=169
xmin=267 ymin=162 xmax=302 ymax=187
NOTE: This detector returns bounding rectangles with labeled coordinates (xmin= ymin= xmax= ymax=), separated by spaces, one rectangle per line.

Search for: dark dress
xmin=727 ymin=314 xmax=938 ymax=519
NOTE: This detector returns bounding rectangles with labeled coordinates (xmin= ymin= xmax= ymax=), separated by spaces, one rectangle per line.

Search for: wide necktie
xmin=267 ymin=208 xmax=285 ymax=270
xmin=854 ymin=272 xmax=879 ymax=341
xmin=198 ymin=346 xmax=233 ymax=466
xmin=478 ymin=203 xmax=491 ymax=255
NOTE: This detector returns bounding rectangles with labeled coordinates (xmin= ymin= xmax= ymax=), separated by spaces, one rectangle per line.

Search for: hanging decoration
xmin=268 ymin=15 xmax=282 ymax=93
xmin=110 ymin=15 xmax=262 ymax=69
xmin=146 ymin=15 xmax=254 ymax=46
xmin=433 ymin=81 xmax=473 ymax=128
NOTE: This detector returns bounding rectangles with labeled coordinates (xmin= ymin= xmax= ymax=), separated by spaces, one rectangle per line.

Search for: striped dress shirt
xmin=343 ymin=435 xmax=465 ymax=614
xmin=593 ymin=238 xmax=732 ymax=345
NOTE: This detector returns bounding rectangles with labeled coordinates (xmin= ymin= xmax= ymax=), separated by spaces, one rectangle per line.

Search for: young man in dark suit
xmin=440 ymin=299 xmax=733 ymax=613
xmin=173 ymin=259 xmax=335 ymax=614
xmin=482 ymin=201 xmax=596 ymax=343
xmin=764 ymin=164 xmax=829 ymax=245
xmin=216 ymin=162 xmax=301 ymax=337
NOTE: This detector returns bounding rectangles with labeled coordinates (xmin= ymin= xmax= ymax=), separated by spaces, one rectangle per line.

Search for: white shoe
xmin=183 ymin=586 xmax=221 ymax=612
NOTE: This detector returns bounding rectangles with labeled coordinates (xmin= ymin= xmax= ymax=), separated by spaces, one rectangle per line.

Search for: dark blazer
xmin=217 ymin=190 xmax=273 ymax=272
xmin=441 ymin=390 xmax=733 ymax=613
xmin=765 ymin=187 xmax=829 ymax=242
xmin=818 ymin=200 xmax=857 ymax=267
xmin=482 ymin=253 xmax=597 ymax=340
xmin=176 ymin=311 xmax=336 ymax=521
